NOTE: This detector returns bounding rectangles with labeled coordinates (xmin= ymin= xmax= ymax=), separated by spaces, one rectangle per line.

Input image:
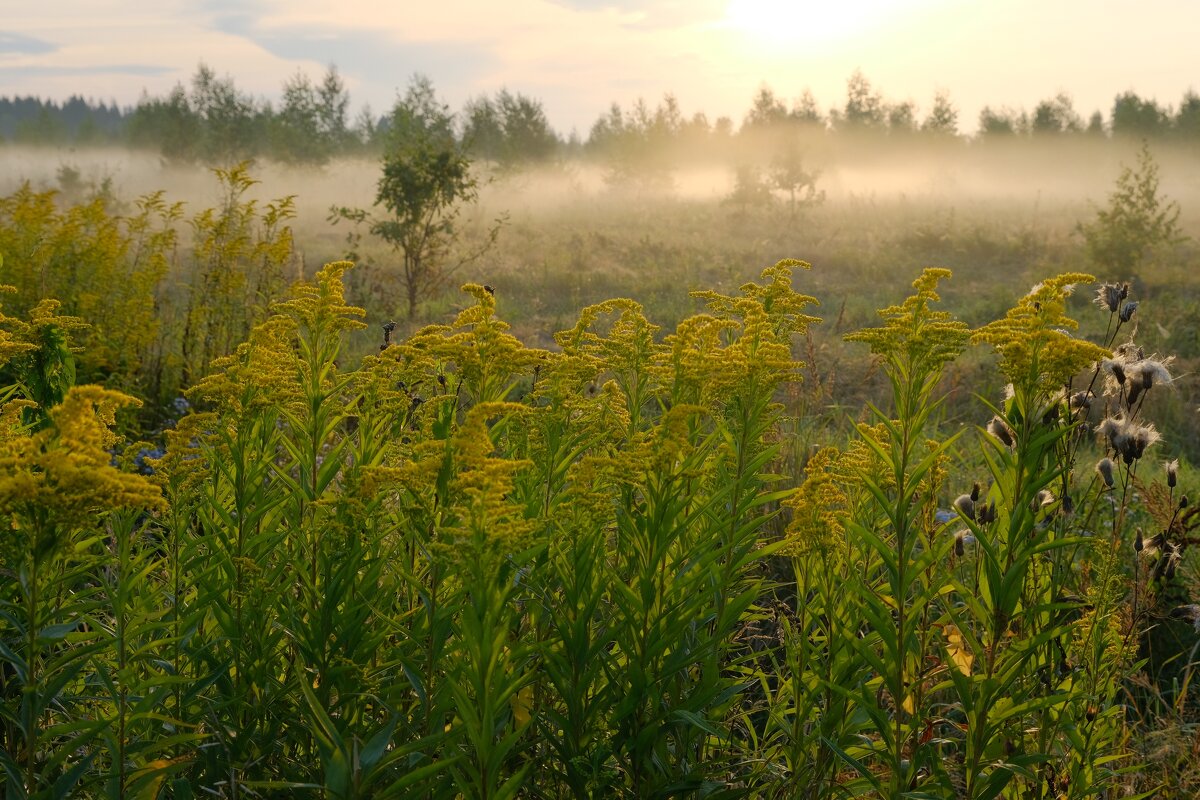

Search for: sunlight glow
xmin=723 ymin=0 xmax=907 ymax=46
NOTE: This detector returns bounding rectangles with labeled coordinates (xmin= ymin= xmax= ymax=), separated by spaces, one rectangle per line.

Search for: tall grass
xmin=0 ymin=258 xmax=1191 ymax=797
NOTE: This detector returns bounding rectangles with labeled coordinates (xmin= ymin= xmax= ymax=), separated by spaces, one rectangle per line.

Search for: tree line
xmin=3 ymin=64 xmax=1200 ymax=166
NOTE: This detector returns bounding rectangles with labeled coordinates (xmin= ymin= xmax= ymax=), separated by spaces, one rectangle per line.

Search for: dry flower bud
xmin=954 ymin=494 xmax=976 ymax=521
xmin=1097 ymin=457 xmax=1115 ymax=489
xmin=987 ymin=416 xmax=1015 ymax=448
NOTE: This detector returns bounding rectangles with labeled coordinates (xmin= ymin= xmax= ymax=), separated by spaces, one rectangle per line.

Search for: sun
xmin=722 ymin=0 xmax=901 ymax=47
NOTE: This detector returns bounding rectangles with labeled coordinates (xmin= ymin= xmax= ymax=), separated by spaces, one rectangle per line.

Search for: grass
xmin=1 ymin=144 xmax=1200 ymax=796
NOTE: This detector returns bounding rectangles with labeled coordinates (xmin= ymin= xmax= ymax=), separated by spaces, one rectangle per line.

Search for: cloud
xmin=231 ymin=27 xmax=500 ymax=108
xmin=0 ymin=31 xmax=57 ymax=55
xmin=0 ymin=64 xmax=171 ymax=78
xmin=545 ymin=0 xmax=724 ymax=29
xmin=1 ymin=0 xmax=1197 ymax=138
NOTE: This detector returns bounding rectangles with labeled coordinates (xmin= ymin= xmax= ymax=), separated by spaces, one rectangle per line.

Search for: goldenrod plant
xmin=0 ymin=253 xmax=1192 ymax=797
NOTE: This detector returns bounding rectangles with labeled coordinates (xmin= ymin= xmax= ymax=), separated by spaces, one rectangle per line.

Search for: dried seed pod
xmin=1167 ymin=459 xmax=1179 ymax=489
xmin=987 ymin=416 xmax=1015 ymax=448
xmin=971 ymin=481 xmax=981 ymax=503
xmin=1110 ymin=362 xmax=1126 ymax=385
xmin=954 ymin=494 xmax=976 ymax=521
xmin=1095 ymin=283 xmax=1123 ymax=313
xmin=1114 ymin=341 xmax=1143 ymax=361
xmin=381 ymin=320 xmax=397 ymax=351
xmin=1126 ymin=381 xmax=1143 ymax=407
xmin=954 ymin=531 xmax=966 ymax=557
xmin=1097 ymin=458 xmax=1115 ymax=489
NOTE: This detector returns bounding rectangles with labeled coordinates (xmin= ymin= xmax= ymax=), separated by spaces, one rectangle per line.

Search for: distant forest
xmin=3 ymin=63 xmax=1199 ymax=166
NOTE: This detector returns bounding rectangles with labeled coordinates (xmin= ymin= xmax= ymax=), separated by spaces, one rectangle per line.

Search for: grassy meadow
xmin=2 ymin=133 xmax=1200 ymax=798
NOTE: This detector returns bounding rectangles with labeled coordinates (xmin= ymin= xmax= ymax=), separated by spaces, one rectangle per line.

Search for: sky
xmin=1 ymin=0 xmax=1197 ymax=135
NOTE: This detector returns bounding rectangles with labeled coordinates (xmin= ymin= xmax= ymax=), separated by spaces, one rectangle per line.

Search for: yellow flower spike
xmin=846 ymin=268 xmax=970 ymax=373
xmin=0 ymin=386 xmax=164 ymax=534
xmin=272 ymin=260 xmax=366 ymax=336
xmin=973 ymin=273 xmax=1110 ymax=397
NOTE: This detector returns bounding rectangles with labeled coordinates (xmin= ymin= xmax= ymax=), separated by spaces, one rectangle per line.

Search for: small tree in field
xmin=332 ymin=75 xmax=499 ymax=319
xmin=1080 ymin=142 xmax=1183 ymax=272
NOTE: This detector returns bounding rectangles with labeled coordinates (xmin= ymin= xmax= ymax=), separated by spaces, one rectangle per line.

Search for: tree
xmin=495 ymin=89 xmax=558 ymax=162
xmin=316 ymin=65 xmax=350 ymax=148
xmin=839 ymin=70 xmax=885 ymax=131
xmin=332 ymin=75 xmax=500 ymax=319
xmin=743 ymin=84 xmax=788 ymax=130
xmin=791 ymin=90 xmax=823 ymax=127
xmin=768 ymin=139 xmax=823 ymax=217
xmin=1112 ymin=92 xmax=1169 ymax=138
xmin=977 ymin=106 xmax=1025 ymax=137
xmin=1175 ymin=90 xmax=1200 ymax=140
xmin=462 ymin=94 xmax=505 ymax=162
xmin=273 ymin=71 xmax=326 ymax=163
xmin=463 ymin=90 xmax=558 ymax=166
xmin=1079 ymin=142 xmax=1183 ymax=272
xmin=1111 ymin=91 xmax=1170 ymax=138
xmin=922 ymin=90 xmax=958 ymax=135
xmin=886 ymin=100 xmax=917 ymax=134
xmin=723 ymin=164 xmax=773 ymax=218
xmin=190 ymin=64 xmax=260 ymax=162
xmin=1031 ymin=92 xmax=1082 ymax=135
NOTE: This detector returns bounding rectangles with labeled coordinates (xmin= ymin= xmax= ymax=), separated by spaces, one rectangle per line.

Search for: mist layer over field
xmin=4 ymin=137 xmax=1198 ymax=229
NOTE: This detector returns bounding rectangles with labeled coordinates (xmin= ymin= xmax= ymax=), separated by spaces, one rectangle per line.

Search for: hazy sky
xmin=2 ymin=0 xmax=1196 ymax=134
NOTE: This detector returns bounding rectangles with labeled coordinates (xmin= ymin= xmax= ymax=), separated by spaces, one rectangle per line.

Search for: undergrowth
xmin=0 ymin=257 xmax=1193 ymax=798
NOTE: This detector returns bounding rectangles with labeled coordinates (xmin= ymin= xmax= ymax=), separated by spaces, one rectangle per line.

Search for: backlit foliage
xmin=0 ymin=164 xmax=294 ymax=408
xmin=0 ymin=255 xmax=1188 ymax=798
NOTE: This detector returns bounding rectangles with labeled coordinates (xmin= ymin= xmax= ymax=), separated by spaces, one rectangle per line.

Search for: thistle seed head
xmin=1114 ymin=341 xmax=1144 ymax=362
xmin=1126 ymin=381 xmax=1143 ymax=407
xmin=1095 ymin=283 xmax=1123 ymax=313
xmin=1097 ymin=457 xmax=1115 ymax=489
xmin=1102 ymin=359 xmax=1126 ymax=387
xmin=954 ymin=494 xmax=976 ymax=521
xmin=987 ymin=416 xmax=1015 ymax=448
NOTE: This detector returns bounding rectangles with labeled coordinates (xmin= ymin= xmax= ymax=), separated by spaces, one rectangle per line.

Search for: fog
xmin=2 ymin=138 xmax=1198 ymax=255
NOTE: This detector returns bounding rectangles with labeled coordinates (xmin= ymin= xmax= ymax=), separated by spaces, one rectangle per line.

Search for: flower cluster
xmin=973 ymin=273 xmax=1110 ymax=397
xmin=0 ymin=386 xmax=164 ymax=535
xmin=846 ymin=268 xmax=970 ymax=375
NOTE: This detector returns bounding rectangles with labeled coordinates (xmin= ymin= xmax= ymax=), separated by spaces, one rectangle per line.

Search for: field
xmin=3 ymin=133 xmax=1200 ymax=798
